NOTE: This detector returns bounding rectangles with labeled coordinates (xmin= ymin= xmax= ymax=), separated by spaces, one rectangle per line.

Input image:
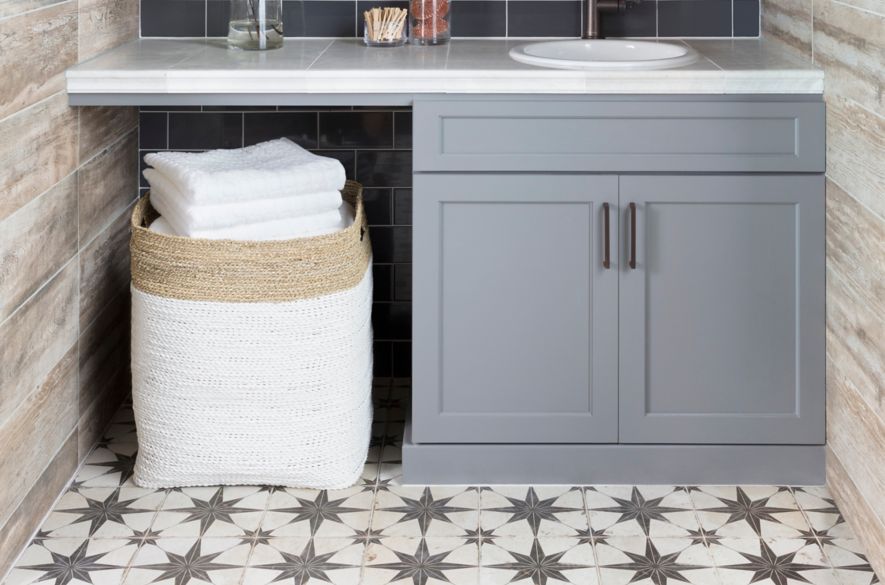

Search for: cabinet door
xmin=619 ymin=175 xmax=825 ymax=444
xmin=412 ymin=174 xmax=619 ymax=443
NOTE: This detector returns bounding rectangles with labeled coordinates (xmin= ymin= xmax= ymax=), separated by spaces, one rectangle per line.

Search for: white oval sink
xmin=509 ymin=39 xmax=699 ymax=71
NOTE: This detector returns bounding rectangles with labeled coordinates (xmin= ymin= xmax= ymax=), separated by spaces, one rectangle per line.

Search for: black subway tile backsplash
xmin=507 ymin=0 xmax=582 ymax=37
xmin=207 ymin=0 xmax=232 ymax=37
xmin=169 ymin=112 xmax=243 ymax=149
xmin=139 ymin=113 xmax=167 ymax=149
xmin=451 ymin=1 xmax=507 ymax=37
xmin=734 ymin=0 xmax=760 ymax=36
xmin=141 ymin=0 xmax=206 ymax=36
xmin=362 ymin=187 xmax=394 ymax=224
xmin=142 ymin=0 xmax=755 ymax=38
xmin=393 ymin=112 xmax=412 ymax=150
xmin=357 ymin=151 xmax=413 ymax=187
xmin=658 ymin=0 xmax=732 ymax=36
xmin=373 ymin=264 xmax=393 ymax=301
xmin=319 ymin=112 xmax=394 ymax=149
xmin=394 ymin=264 xmax=412 ymax=301
xmin=600 ymin=0 xmax=657 ymax=37
xmin=244 ymin=111 xmax=318 ymax=147
xmin=283 ymin=0 xmax=357 ymax=37
xmin=393 ymin=188 xmax=412 ymax=225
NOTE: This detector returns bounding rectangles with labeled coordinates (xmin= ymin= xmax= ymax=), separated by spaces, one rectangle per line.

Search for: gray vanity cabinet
xmin=411 ymin=173 xmax=620 ymax=443
xmin=618 ymin=175 xmax=826 ymax=445
xmin=408 ymin=96 xmax=827 ymax=483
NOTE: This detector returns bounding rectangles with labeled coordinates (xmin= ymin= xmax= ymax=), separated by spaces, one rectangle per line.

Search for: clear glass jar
xmin=228 ymin=0 xmax=283 ymax=50
xmin=409 ymin=0 xmax=449 ymax=45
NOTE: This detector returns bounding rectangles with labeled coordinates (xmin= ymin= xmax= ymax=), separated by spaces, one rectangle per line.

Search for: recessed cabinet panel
xmin=412 ymin=174 xmax=619 ymax=443
xmin=618 ymin=175 xmax=825 ymax=445
xmin=414 ymin=99 xmax=825 ymax=173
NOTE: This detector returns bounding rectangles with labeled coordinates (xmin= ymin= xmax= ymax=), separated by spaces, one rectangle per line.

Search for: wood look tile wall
xmin=0 ymin=0 xmax=137 ymax=574
xmin=763 ymin=0 xmax=884 ymax=578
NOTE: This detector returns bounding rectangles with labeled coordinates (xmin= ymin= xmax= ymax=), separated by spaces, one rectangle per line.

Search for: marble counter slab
xmin=65 ymin=38 xmax=823 ymax=105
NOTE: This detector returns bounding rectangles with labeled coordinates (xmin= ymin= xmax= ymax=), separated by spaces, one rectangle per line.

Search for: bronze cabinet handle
xmin=602 ymin=202 xmax=610 ymax=269
xmin=629 ymin=202 xmax=637 ymax=269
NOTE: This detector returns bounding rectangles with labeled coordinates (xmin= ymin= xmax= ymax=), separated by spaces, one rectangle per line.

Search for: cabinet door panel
xmin=619 ymin=175 xmax=825 ymax=444
xmin=413 ymin=174 xmax=619 ymax=443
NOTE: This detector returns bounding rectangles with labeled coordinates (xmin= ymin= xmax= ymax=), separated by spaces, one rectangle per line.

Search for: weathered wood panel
xmin=77 ymin=130 xmax=138 ymax=247
xmin=0 ymin=346 xmax=77 ymax=530
xmin=0 ymin=1 xmax=77 ymax=121
xmin=0 ymin=262 xmax=78 ymax=428
xmin=0 ymin=174 xmax=77 ymax=322
xmin=0 ymin=431 xmax=77 ymax=578
xmin=0 ymin=93 xmax=78 ymax=223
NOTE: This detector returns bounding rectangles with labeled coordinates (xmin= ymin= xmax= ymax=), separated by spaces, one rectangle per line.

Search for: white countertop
xmin=65 ymin=38 xmax=823 ymax=104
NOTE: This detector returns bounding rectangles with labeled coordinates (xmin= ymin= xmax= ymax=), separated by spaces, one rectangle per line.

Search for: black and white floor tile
xmin=3 ymin=381 xmax=880 ymax=585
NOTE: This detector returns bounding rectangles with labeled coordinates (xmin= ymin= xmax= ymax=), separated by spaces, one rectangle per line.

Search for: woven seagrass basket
xmin=129 ymin=180 xmax=373 ymax=489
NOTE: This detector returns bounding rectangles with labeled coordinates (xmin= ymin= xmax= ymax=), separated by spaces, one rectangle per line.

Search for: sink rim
xmin=509 ymin=39 xmax=700 ymax=71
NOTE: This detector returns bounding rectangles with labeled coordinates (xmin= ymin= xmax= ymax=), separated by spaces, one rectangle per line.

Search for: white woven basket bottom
xmin=130 ymin=268 xmax=373 ymax=489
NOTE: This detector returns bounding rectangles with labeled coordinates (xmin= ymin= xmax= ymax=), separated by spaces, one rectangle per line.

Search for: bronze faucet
xmin=582 ymin=0 xmax=628 ymax=39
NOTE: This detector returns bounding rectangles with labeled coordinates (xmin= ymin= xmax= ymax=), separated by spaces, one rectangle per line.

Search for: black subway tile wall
xmin=142 ymin=0 xmax=760 ymax=37
xmin=138 ymin=107 xmax=414 ymax=377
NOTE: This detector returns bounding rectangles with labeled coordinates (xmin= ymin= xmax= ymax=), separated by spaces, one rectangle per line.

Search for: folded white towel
xmin=144 ymin=168 xmax=343 ymax=234
xmin=150 ymin=203 xmax=354 ymax=241
xmin=143 ymin=139 xmax=347 ymax=205
xmin=149 ymin=217 xmax=178 ymax=236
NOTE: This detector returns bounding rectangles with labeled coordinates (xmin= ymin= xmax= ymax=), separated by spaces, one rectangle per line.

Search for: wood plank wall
xmin=0 ymin=0 xmax=138 ymax=574
xmin=763 ymin=0 xmax=884 ymax=577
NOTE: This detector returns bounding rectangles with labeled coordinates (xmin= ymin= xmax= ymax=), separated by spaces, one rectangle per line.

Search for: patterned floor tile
xmin=5 ymin=398 xmax=882 ymax=585
xmin=123 ymin=538 xmax=251 ymax=585
xmin=151 ymin=487 xmax=268 ymax=538
xmin=243 ymin=537 xmax=364 ymax=585
xmin=480 ymin=486 xmax=587 ymax=539
xmin=710 ymin=538 xmax=840 ymax=585
xmin=586 ymin=486 xmax=698 ymax=538
xmin=596 ymin=536 xmax=717 ymax=585
xmin=363 ymin=537 xmax=479 ymax=585
xmin=374 ymin=487 xmax=479 ymax=538
xmin=42 ymin=487 xmax=164 ymax=539
xmin=5 ymin=538 xmax=137 ymax=585
xmin=376 ymin=464 xmax=403 ymax=491
xmin=73 ymin=444 xmax=139 ymax=489
xmin=791 ymin=487 xmax=852 ymax=540
xmin=691 ymin=486 xmax=810 ymax=539
xmin=821 ymin=540 xmax=880 ymax=585
xmin=480 ymin=537 xmax=598 ymax=585
xmin=261 ymin=487 xmax=374 ymax=538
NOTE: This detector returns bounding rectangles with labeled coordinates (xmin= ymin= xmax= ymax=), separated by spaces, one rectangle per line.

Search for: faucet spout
xmin=582 ymin=0 xmax=627 ymax=39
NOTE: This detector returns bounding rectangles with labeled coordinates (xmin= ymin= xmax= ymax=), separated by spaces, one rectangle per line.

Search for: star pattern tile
xmin=374 ymin=486 xmax=479 ymax=537
xmin=5 ymin=401 xmax=879 ymax=585
xmin=365 ymin=537 xmax=478 ymax=585
xmin=154 ymin=486 xmax=268 ymax=537
xmin=17 ymin=541 xmax=122 ymax=585
xmin=711 ymin=538 xmax=838 ymax=585
xmin=137 ymin=540 xmax=242 ymax=585
xmin=481 ymin=486 xmax=587 ymax=538
xmin=597 ymin=536 xmax=718 ymax=585
xmin=262 ymin=487 xmax=374 ymax=538
xmin=692 ymin=486 xmax=809 ymax=539
xmin=587 ymin=486 xmax=698 ymax=538
xmin=8 ymin=539 xmax=135 ymax=585
xmin=603 ymin=539 xmax=705 ymax=585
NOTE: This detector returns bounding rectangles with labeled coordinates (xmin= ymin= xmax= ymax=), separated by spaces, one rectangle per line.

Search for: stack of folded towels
xmin=142 ymin=138 xmax=350 ymax=240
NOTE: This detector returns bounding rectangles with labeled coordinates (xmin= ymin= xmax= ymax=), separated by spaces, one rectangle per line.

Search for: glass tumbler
xmin=410 ymin=0 xmax=450 ymax=45
xmin=228 ymin=0 xmax=283 ymax=50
